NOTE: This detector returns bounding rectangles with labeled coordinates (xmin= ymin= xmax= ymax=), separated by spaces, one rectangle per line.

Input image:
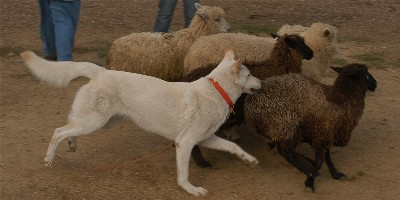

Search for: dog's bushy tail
xmin=20 ymin=51 xmax=104 ymax=87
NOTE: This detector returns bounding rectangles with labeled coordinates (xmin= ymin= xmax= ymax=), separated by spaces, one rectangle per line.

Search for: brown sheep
xmin=244 ymin=63 xmax=377 ymax=191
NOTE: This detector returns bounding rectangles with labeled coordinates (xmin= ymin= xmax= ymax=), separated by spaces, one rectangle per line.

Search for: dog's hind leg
xmin=199 ymin=134 xmax=258 ymax=165
xmin=68 ymin=137 xmax=77 ymax=152
xmin=44 ymin=114 xmax=109 ymax=167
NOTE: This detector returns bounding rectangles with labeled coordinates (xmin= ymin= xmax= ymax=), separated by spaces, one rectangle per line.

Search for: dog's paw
xmin=187 ymin=186 xmax=209 ymax=197
xmin=241 ymin=154 xmax=259 ymax=166
xmin=247 ymin=158 xmax=259 ymax=166
xmin=180 ymin=183 xmax=209 ymax=197
xmin=68 ymin=141 xmax=77 ymax=152
xmin=44 ymin=157 xmax=53 ymax=168
xmin=43 ymin=154 xmax=55 ymax=168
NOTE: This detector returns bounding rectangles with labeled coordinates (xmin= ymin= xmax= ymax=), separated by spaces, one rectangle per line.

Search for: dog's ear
xmin=223 ymin=49 xmax=235 ymax=62
xmin=232 ymin=58 xmax=242 ymax=74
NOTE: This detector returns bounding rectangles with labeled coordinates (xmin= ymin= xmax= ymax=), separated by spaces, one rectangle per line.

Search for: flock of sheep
xmin=104 ymin=3 xmax=376 ymax=195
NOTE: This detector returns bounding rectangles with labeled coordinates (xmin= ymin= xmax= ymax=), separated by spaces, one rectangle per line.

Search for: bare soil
xmin=1 ymin=0 xmax=400 ymax=199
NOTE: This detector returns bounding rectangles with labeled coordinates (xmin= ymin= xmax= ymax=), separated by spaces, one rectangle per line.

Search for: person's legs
xmin=49 ymin=0 xmax=80 ymax=61
xmin=182 ymin=0 xmax=199 ymax=28
xmin=39 ymin=0 xmax=56 ymax=59
xmin=153 ymin=0 xmax=178 ymax=32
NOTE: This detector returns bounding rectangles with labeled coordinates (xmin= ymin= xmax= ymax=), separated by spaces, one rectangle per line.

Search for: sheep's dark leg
xmin=325 ymin=149 xmax=347 ymax=180
xmin=267 ymin=142 xmax=276 ymax=149
xmin=276 ymin=143 xmax=315 ymax=187
xmin=304 ymin=148 xmax=326 ymax=192
xmin=300 ymin=155 xmax=316 ymax=166
xmin=191 ymin=145 xmax=212 ymax=168
xmin=173 ymin=143 xmax=212 ymax=168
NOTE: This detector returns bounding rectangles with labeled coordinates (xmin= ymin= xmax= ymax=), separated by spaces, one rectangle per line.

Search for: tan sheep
xmin=184 ymin=22 xmax=339 ymax=81
xmin=183 ymin=32 xmax=276 ymax=72
xmin=107 ymin=3 xmax=229 ymax=81
xmin=278 ymin=22 xmax=339 ymax=80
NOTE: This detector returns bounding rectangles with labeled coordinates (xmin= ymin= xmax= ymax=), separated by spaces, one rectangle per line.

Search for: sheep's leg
xmin=191 ymin=145 xmax=212 ymax=168
xmin=304 ymin=148 xmax=326 ymax=192
xmin=325 ymin=149 xmax=347 ymax=180
xmin=267 ymin=142 xmax=276 ymax=150
xmin=277 ymin=143 xmax=315 ymax=175
xmin=277 ymin=143 xmax=318 ymax=190
xmin=300 ymin=155 xmax=316 ymax=166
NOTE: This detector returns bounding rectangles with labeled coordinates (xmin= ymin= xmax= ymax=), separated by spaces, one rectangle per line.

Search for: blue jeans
xmin=39 ymin=0 xmax=80 ymax=61
xmin=153 ymin=0 xmax=199 ymax=32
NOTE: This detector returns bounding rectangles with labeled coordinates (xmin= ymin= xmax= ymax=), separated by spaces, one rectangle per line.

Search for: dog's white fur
xmin=20 ymin=50 xmax=261 ymax=196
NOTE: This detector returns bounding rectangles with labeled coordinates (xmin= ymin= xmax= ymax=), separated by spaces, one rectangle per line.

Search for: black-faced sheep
xmin=180 ymin=34 xmax=314 ymax=168
xmin=184 ymin=22 xmax=338 ymax=81
xmin=107 ymin=3 xmax=229 ymax=81
xmin=244 ymin=63 xmax=377 ymax=191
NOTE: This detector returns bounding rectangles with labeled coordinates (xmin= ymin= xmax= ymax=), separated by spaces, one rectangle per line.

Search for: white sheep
xmin=106 ymin=3 xmax=229 ymax=81
xmin=184 ymin=22 xmax=339 ymax=81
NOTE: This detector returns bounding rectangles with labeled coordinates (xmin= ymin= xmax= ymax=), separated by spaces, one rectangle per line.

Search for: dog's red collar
xmin=208 ymin=78 xmax=235 ymax=116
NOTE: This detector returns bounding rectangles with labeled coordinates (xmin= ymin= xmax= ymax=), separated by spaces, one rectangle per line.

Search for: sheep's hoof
xmin=305 ymin=177 xmax=315 ymax=192
xmin=267 ymin=142 xmax=276 ymax=150
xmin=332 ymin=172 xmax=347 ymax=181
xmin=197 ymin=160 xmax=213 ymax=168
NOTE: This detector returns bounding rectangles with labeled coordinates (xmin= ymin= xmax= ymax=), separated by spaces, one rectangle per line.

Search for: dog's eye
xmin=214 ymin=18 xmax=220 ymax=22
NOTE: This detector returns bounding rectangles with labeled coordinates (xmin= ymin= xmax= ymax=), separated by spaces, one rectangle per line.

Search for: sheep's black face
xmin=366 ymin=71 xmax=377 ymax=91
xmin=285 ymin=35 xmax=314 ymax=60
xmin=333 ymin=63 xmax=377 ymax=92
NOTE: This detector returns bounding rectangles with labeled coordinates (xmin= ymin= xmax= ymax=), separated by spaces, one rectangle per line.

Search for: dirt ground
xmin=1 ymin=0 xmax=400 ymax=199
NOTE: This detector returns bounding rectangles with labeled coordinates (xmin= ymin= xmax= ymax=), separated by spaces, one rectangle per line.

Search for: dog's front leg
xmin=175 ymin=138 xmax=208 ymax=197
xmin=199 ymin=134 xmax=259 ymax=165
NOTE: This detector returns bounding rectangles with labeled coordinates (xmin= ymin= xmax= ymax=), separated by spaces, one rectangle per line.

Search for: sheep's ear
xmin=195 ymin=4 xmax=209 ymax=20
xmin=271 ymin=33 xmax=280 ymax=40
xmin=330 ymin=66 xmax=342 ymax=74
xmin=223 ymin=49 xmax=235 ymax=62
xmin=323 ymin=28 xmax=331 ymax=37
xmin=232 ymin=58 xmax=242 ymax=74
xmin=197 ymin=12 xmax=209 ymax=20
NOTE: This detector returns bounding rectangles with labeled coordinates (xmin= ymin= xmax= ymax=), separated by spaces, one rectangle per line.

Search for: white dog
xmin=20 ymin=50 xmax=261 ymax=196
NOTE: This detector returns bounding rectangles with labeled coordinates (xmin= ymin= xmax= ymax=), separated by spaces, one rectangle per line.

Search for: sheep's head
xmin=331 ymin=63 xmax=377 ymax=92
xmin=194 ymin=3 xmax=230 ymax=33
xmin=271 ymin=33 xmax=314 ymax=60
xmin=311 ymin=23 xmax=340 ymax=55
